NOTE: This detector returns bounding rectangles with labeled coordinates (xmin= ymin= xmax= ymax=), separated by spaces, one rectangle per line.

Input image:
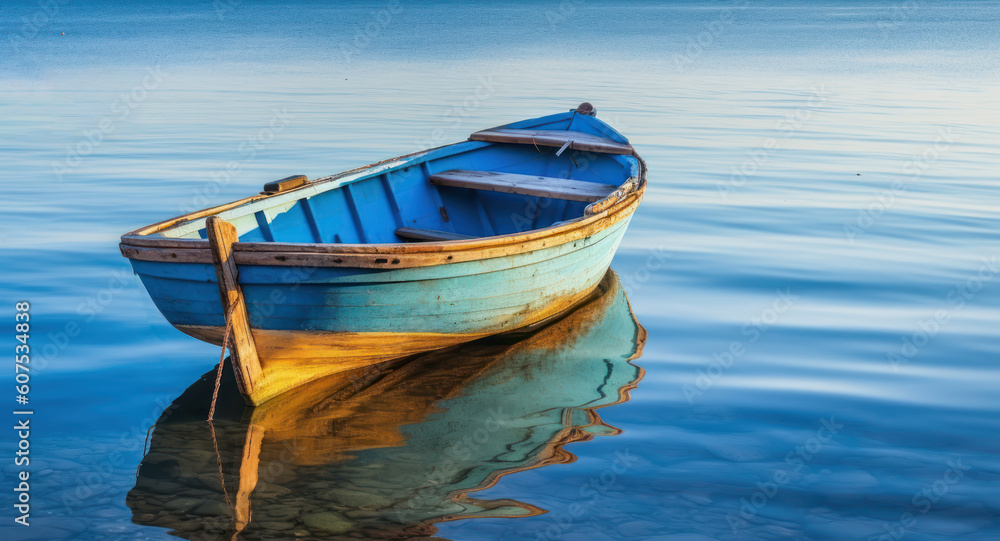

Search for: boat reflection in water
xmin=127 ymin=270 xmax=646 ymax=540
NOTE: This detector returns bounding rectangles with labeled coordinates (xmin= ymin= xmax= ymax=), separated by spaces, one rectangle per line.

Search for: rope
xmin=141 ymin=424 xmax=155 ymax=457
xmin=207 ymin=305 xmax=238 ymax=510
xmin=208 ymin=305 xmax=237 ymax=422
xmin=134 ymin=424 xmax=158 ymax=479
xmin=208 ymin=420 xmax=234 ymax=509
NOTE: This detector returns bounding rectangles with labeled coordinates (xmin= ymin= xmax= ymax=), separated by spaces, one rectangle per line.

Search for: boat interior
xmin=152 ymin=111 xmax=639 ymax=244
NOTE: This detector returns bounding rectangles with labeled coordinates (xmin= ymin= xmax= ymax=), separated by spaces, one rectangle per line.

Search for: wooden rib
xmin=380 ymin=173 xmax=405 ymax=229
xmin=469 ymin=128 xmax=632 ymax=155
xmin=431 ymin=169 xmax=617 ymax=203
xmin=473 ymin=196 xmax=496 ymax=236
xmin=342 ymin=184 xmax=368 ymax=244
xmin=206 ymin=217 xmax=262 ymax=404
xmin=253 ymin=212 xmax=274 ymax=242
xmin=395 ymin=227 xmax=475 ymax=242
xmin=300 ymin=199 xmax=324 ymax=243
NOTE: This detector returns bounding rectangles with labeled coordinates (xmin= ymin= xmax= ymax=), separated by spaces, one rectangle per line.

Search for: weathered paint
xmin=121 ymin=108 xmax=647 ymax=404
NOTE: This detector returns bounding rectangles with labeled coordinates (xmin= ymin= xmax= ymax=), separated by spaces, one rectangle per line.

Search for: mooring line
xmin=208 ymin=420 xmax=235 ymax=509
xmin=208 ymin=305 xmax=237 ymax=422
xmin=134 ymin=424 xmax=157 ymax=479
xmin=207 ymin=305 xmax=237 ymax=509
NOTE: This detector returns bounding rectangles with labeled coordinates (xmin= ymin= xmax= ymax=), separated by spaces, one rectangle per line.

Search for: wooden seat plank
xmin=430 ymin=170 xmax=617 ymax=203
xmin=469 ymin=128 xmax=632 ymax=155
xmin=395 ymin=227 xmax=474 ymax=242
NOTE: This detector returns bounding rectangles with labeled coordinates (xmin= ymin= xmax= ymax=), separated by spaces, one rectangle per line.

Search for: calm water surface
xmin=2 ymin=1 xmax=999 ymax=540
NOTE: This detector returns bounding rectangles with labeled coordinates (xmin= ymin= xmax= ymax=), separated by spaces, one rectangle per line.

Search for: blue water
xmin=3 ymin=1 xmax=999 ymax=539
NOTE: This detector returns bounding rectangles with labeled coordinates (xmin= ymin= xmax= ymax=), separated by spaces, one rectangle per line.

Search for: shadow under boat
xmin=127 ymin=270 xmax=647 ymax=540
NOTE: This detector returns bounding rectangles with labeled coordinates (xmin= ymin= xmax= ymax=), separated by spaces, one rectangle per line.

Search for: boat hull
xmin=129 ymin=204 xmax=637 ymax=404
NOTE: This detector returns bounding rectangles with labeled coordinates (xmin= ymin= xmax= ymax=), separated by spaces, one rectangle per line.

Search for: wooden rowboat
xmin=120 ymin=103 xmax=646 ymax=405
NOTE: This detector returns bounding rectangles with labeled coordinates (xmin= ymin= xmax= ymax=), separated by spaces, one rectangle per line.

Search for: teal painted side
xmin=131 ymin=216 xmax=632 ymax=334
